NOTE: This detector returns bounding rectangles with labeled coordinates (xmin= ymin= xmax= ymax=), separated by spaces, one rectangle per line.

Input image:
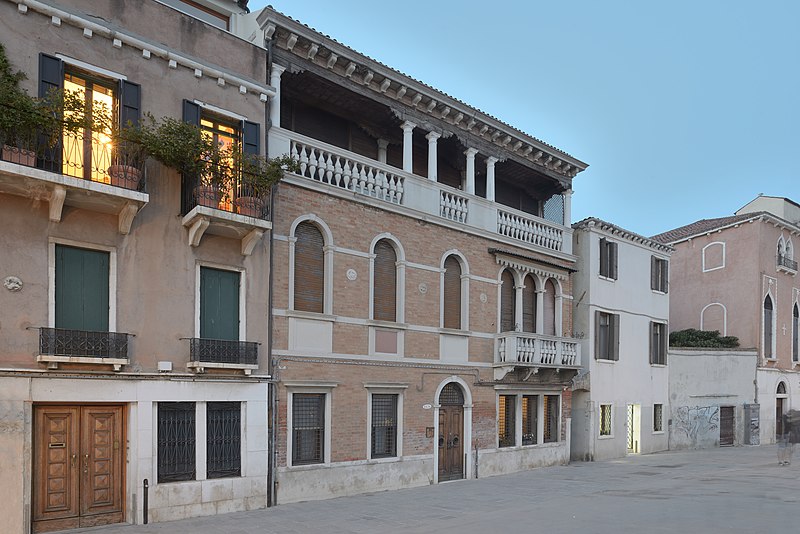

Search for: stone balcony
xmin=493 ymin=331 xmax=581 ymax=380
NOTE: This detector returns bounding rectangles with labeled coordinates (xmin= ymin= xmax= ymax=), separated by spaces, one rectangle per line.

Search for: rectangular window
xmin=600 ymin=404 xmax=612 ymax=436
xmin=157 ymin=402 xmax=196 ymax=483
xmin=595 ymin=311 xmax=620 ymax=361
xmin=200 ymin=267 xmax=240 ymax=341
xmin=522 ymin=395 xmax=538 ymax=445
xmin=650 ymin=322 xmax=667 ymax=365
xmin=55 ymin=244 xmax=110 ymax=332
xmin=207 ymin=402 xmax=241 ymax=478
xmin=371 ymin=394 xmax=398 ymax=458
xmin=653 ymin=403 xmax=663 ymax=433
xmin=599 ymin=238 xmax=618 ymax=280
xmin=292 ymin=393 xmax=325 ymax=465
xmin=651 ymin=256 xmax=669 ymax=292
xmin=498 ymin=395 xmax=516 ymax=447
xmin=543 ymin=395 xmax=559 ymax=443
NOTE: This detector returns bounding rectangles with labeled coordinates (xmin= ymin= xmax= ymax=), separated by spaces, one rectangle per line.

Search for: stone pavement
xmin=72 ymin=445 xmax=799 ymax=534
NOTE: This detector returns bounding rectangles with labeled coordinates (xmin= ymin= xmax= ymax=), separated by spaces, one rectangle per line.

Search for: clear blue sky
xmin=251 ymin=1 xmax=799 ymax=236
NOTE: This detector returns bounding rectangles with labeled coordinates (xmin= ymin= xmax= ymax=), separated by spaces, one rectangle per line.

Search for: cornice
xmin=573 ymin=217 xmax=674 ymax=254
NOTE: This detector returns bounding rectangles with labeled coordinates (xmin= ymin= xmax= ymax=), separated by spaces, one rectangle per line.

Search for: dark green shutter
xmin=200 ymin=267 xmax=240 ymax=340
xmin=119 ymin=80 xmax=141 ymax=127
xmin=182 ymin=99 xmax=201 ymax=125
xmin=242 ymin=120 xmax=260 ymax=155
xmin=55 ymin=245 xmax=109 ymax=332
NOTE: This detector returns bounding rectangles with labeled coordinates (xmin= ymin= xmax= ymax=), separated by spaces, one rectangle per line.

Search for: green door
xmin=200 ymin=267 xmax=239 ymax=340
xmin=55 ymin=245 xmax=110 ymax=331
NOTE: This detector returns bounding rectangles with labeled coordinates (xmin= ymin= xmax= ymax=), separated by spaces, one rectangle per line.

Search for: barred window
xmin=543 ymin=395 xmax=559 ymax=443
xmin=157 ymin=402 xmax=196 ymax=483
xmin=207 ymin=402 xmax=241 ymax=478
xmin=498 ymin=395 xmax=516 ymax=447
xmin=292 ymin=393 xmax=325 ymax=465
xmin=653 ymin=404 xmax=663 ymax=433
xmin=371 ymin=394 xmax=398 ymax=458
xmin=600 ymin=404 xmax=612 ymax=436
xmin=522 ymin=395 xmax=538 ymax=445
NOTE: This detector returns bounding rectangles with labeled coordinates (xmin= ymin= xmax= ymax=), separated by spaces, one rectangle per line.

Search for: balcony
xmin=180 ymin=164 xmax=272 ymax=255
xmin=777 ymin=254 xmax=797 ymax=274
xmin=36 ymin=327 xmax=131 ymax=371
xmin=493 ymin=332 xmax=581 ymax=380
xmin=270 ymin=128 xmax=572 ymax=255
xmin=0 ymin=135 xmax=148 ymax=234
xmin=185 ymin=338 xmax=259 ymax=375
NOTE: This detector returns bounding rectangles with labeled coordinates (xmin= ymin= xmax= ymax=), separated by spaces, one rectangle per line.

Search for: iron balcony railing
xmin=39 ymin=327 xmax=131 ymax=359
xmin=181 ymin=163 xmax=272 ymax=221
xmin=778 ymin=254 xmax=798 ymax=271
xmin=188 ymin=338 xmax=259 ymax=366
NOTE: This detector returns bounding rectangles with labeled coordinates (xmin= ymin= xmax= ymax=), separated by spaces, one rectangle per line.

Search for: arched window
xmin=764 ymin=295 xmax=774 ymax=359
xmin=777 ymin=238 xmax=785 ymax=258
xmin=373 ymin=239 xmax=397 ymax=322
xmin=793 ymin=303 xmax=799 ymax=363
xmin=543 ymin=279 xmax=557 ymax=336
xmin=522 ymin=275 xmax=537 ymax=333
xmin=439 ymin=382 xmax=465 ymax=405
xmin=777 ymin=382 xmax=787 ymax=395
xmin=443 ymin=256 xmax=462 ymax=329
xmin=294 ymin=222 xmax=325 ymax=313
xmin=787 ymin=240 xmax=794 ymax=260
xmin=500 ymin=270 xmax=516 ymax=332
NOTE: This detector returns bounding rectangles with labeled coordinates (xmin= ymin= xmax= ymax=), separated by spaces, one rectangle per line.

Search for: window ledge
xmin=598 ymin=434 xmax=614 ymax=440
xmin=651 ymin=289 xmax=668 ymax=295
xmin=368 ymin=320 xmax=408 ymax=330
xmin=650 ymin=363 xmax=667 ymax=368
xmin=777 ymin=265 xmax=797 ymax=276
xmin=37 ymin=355 xmax=128 ymax=372
xmin=598 ymin=275 xmax=617 ymax=282
xmin=285 ymin=461 xmax=329 ymax=471
xmin=187 ymin=361 xmax=258 ymax=375
xmin=366 ymin=456 xmax=400 ymax=464
xmin=286 ymin=310 xmax=337 ymax=322
xmin=439 ymin=328 xmax=472 ymax=337
xmin=652 ymin=431 xmax=665 ymax=435
xmin=595 ymin=358 xmax=617 ymax=364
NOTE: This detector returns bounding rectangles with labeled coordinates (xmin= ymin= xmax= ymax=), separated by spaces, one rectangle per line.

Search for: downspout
xmin=265 ymin=34 xmax=277 ymax=509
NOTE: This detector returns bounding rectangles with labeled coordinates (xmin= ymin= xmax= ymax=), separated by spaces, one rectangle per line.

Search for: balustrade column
xmin=377 ymin=139 xmax=389 ymax=164
xmin=514 ymin=281 xmax=524 ymax=332
xmin=535 ymin=288 xmax=545 ymax=334
xmin=486 ymin=156 xmax=497 ymax=201
xmin=563 ymin=189 xmax=572 ymax=225
xmin=464 ymin=147 xmax=478 ymax=194
xmin=555 ymin=293 xmax=564 ymax=336
xmin=401 ymin=121 xmax=416 ymax=173
xmin=426 ymin=131 xmax=440 ymax=181
xmin=269 ymin=63 xmax=286 ymax=128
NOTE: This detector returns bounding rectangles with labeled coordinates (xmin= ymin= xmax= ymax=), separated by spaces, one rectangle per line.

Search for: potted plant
xmin=0 ymin=43 xmax=42 ymax=166
xmin=233 ymin=153 xmax=298 ymax=217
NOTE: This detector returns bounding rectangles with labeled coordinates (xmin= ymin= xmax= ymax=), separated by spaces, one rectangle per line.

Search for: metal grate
xmin=292 ymin=393 xmax=325 ymax=465
xmin=180 ymin=163 xmax=272 ymax=220
xmin=157 ymin=402 xmax=196 ymax=483
xmin=39 ymin=327 xmax=130 ymax=359
xmin=498 ymin=395 xmax=515 ymax=447
xmin=600 ymin=404 xmax=612 ymax=436
xmin=522 ymin=395 xmax=538 ymax=445
xmin=778 ymin=254 xmax=798 ymax=271
xmin=627 ymin=405 xmax=635 ymax=451
xmin=543 ymin=194 xmax=565 ymax=225
xmin=653 ymin=403 xmax=663 ymax=433
xmin=371 ymin=394 xmax=398 ymax=458
xmin=207 ymin=402 xmax=241 ymax=478
xmin=439 ymin=383 xmax=464 ymax=406
xmin=543 ymin=395 xmax=559 ymax=443
xmin=189 ymin=338 xmax=258 ymax=365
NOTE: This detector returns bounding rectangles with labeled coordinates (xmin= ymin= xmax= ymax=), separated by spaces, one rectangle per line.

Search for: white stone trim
xmin=286 ymin=386 xmax=334 ymax=467
xmin=700 ymin=302 xmax=728 ymax=336
xmin=598 ymin=402 xmax=614 ymax=439
xmin=193 ymin=99 xmax=249 ymax=122
xmin=288 ymin=214 xmax=334 ymax=315
xmin=432 ymin=377 xmax=473 ymax=483
xmin=56 ymin=53 xmax=127 ymax=80
xmin=365 ymin=386 xmax=405 ymax=460
xmin=701 ymin=241 xmax=726 ymax=272
xmin=368 ymin=233 xmax=407 ymax=323
xmin=194 ymin=262 xmax=246 ymax=340
xmin=763 ymin=277 xmax=778 ymax=361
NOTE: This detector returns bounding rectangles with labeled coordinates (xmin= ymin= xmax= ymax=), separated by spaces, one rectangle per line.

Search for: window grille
xmin=522 ymin=395 xmax=538 ymax=445
xmin=439 ymin=383 xmax=464 ymax=405
xmin=371 ymin=394 xmax=398 ymax=458
xmin=292 ymin=393 xmax=325 ymax=465
xmin=653 ymin=404 xmax=663 ymax=433
xmin=158 ymin=402 xmax=196 ymax=483
xmin=543 ymin=395 xmax=559 ymax=443
xmin=207 ymin=402 xmax=241 ymax=478
xmin=542 ymin=194 xmax=564 ymax=225
xmin=498 ymin=395 xmax=515 ymax=447
xmin=600 ymin=404 xmax=612 ymax=436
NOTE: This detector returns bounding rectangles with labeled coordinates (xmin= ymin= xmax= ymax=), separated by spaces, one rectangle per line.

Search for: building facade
xmin=0 ymin=1 xmax=273 ymax=531
xmin=570 ymin=219 xmax=671 ymax=461
xmin=654 ymin=195 xmax=800 ymax=446
xmin=257 ymin=8 xmax=589 ymax=503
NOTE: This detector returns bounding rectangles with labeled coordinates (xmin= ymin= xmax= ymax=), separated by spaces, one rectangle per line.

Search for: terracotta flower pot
xmin=194 ymin=184 xmax=222 ymax=208
xmin=108 ymin=164 xmax=142 ymax=190
xmin=234 ymin=196 xmax=265 ymax=218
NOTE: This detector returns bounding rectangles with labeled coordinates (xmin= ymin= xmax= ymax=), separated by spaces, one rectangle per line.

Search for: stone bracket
xmin=49 ymin=185 xmax=66 ymax=222
xmin=187 ymin=216 xmax=210 ymax=247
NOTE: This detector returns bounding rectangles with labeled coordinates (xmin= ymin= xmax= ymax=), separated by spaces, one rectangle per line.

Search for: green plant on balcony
xmin=233 ymin=153 xmax=299 ymax=216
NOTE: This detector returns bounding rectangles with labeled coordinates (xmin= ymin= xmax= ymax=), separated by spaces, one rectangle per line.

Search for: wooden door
xmin=719 ymin=406 xmax=734 ymax=446
xmin=438 ymin=406 xmax=464 ymax=482
xmin=33 ymin=405 xmax=124 ymax=533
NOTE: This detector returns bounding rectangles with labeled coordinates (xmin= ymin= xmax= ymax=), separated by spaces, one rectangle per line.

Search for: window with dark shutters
xmin=443 ymin=256 xmax=462 ymax=329
xmin=651 ymin=256 xmax=668 ymax=292
xmin=522 ymin=275 xmax=536 ymax=333
xmin=55 ymin=245 xmax=110 ymax=332
xmin=595 ymin=311 xmax=620 ymax=361
xmin=500 ymin=270 xmax=516 ymax=332
xmin=543 ymin=278 xmax=556 ymax=336
xmin=373 ymin=240 xmax=397 ymax=322
xmin=650 ymin=322 xmax=667 ymax=365
xmin=599 ymin=238 xmax=618 ymax=280
xmin=294 ymin=222 xmax=325 ymax=313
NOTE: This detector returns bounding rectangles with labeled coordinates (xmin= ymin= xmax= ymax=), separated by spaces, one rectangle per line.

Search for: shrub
xmin=669 ymin=329 xmax=739 ymax=348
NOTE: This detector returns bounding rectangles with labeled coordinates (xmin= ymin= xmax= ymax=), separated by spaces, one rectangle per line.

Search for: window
xmin=764 ymin=295 xmax=775 ymax=359
xmin=371 ymin=394 xmax=398 ymax=458
xmin=522 ymin=275 xmax=536 ymax=333
xmin=793 ymin=303 xmax=799 ymax=363
xmin=653 ymin=403 xmax=663 ymax=433
xmin=55 ymin=244 xmax=110 ymax=332
xmin=373 ymin=240 xmax=397 ymax=322
xmin=500 ymin=270 xmax=516 ymax=332
xmin=543 ymin=395 xmax=559 ymax=443
xmin=595 ymin=311 xmax=620 ymax=361
xmin=651 ymin=256 xmax=668 ymax=292
xmin=702 ymin=242 xmax=725 ymax=272
xmin=599 ymin=238 xmax=618 ymax=279
xmin=650 ymin=322 xmax=667 ymax=365
xmin=200 ymin=267 xmax=240 ymax=341
xmin=157 ymin=402 xmax=196 ymax=483
xmin=522 ymin=395 xmax=538 ymax=445
xmin=292 ymin=393 xmax=325 ymax=465
xmin=207 ymin=402 xmax=241 ymax=478
xmin=294 ymin=222 xmax=325 ymax=313
xmin=543 ymin=278 xmax=557 ymax=336
xmin=443 ymin=255 xmax=462 ymax=329
xmin=498 ymin=395 xmax=516 ymax=447
xmin=159 ymin=0 xmax=230 ymax=30
xmin=599 ymin=404 xmax=612 ymax=436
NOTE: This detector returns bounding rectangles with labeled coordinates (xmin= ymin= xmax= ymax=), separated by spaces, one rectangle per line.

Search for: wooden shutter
xmin=663 ymin=260 xmax=669 ymax=293
xmin=612 ymin=314 xmax=620 ymax=361
xmin=38 ymin=53 xmax=63 ymax=98
xmin=594 ymin=311 xmax=602 ymax=360
xmin=373 ymin=240 xmax=397 ymax=322
xmin=500 ymin=270 xmax=515 ymax=332
xmin=443 ymin=256 xmax=462 ymax=329
xmin=649 ymin=321 xmax=654 ymax=364
xmin=294 ymin=222 xmax=325 ymax=313
xmin=200 ymin=267 xmax=240 ymax=341
xmin=599 ymin=238 xmax=608 ymax=277
xmin=611 ymin=242 xmax=618 ymax=279
xmin=119 ymin=80 xmax=141 ymax=127
xmin=55 ymin=245 xmax=109 ymax=332
xmin=522 ymin=275 xmax=536 ymax=332
xmin=242 ymin=120 xmax=260 ymax=155
xmin=651 ymin=256 xmax=657 ymax=290
xmin=543 ymin=279 xmax=556 ymax=336
xmin=182 ymin=99 xmax=201 ymax=126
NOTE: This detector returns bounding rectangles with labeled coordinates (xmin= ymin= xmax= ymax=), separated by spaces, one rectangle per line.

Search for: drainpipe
xmin=265 ymin=34 xmax=277 ymax=509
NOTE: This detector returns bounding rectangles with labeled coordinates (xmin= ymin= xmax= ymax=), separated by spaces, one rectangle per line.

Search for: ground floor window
xmin=498 ymin=395 xmax=516 ymax=447
xmin=158 ymin=402 xmax=196 ymax=483
xmin=653 ymin=403 xmax=663 ymax=433
xmin=371 ymin=394 xmax=398 ymax=458
xmin=292 ymin=393 xmax=326 ymax=465
xmin=543 ymin=395 xmax=559 ymax=443
xmin=600 ymin=404 xmax=612 ymax=436
xmin=207 ymin=402 xmax=242 ymax=478
xmin=522 ymin=395 xmax=538 ymax=445
xmin=498 ymin=393 xmax=558 ymax=447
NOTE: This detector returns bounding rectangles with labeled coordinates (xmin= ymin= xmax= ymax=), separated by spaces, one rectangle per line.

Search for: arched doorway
xmin=776 ymin=381 xmax=788 ymax=438
xmin=438 ymin=383 xmax=465 ymax=482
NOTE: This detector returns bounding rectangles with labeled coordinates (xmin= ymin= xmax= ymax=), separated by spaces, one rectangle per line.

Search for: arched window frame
xmin=763 ymin=291 xmax=776 ymax=360
xmin=369 ymin=233 xmax=406 ymax=323
xmin=792 ymin=298 xmax=799 ymax=364
xmin=786 ymin=239 xmax=794 ymax=261
xmin=777 ymin=236 xmax=786 ymax=258
xmin=497 ymin=267 xmax=520 ymax=333
xmin=701 ymin=241 xmax=726 ymax=272
xmin=700 ymin=302 xmax=728 ymax=336
xmin=440 ymin=251 xmax=469 ymax=330
xmin=540 ymin=276 xmax=563 ymax=337
xmin=289 ymin=215 xmax=334 ymax=315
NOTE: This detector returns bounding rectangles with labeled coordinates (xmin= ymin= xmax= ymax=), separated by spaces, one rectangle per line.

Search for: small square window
xmin=653 ymin=404 xmax=663 ymax=433
xmin=600 ymin=404 xmax=612 ymax=436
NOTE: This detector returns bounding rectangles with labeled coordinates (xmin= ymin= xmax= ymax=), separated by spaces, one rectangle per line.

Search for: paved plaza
xmin=73 ymin=445 xmax=798 ymax=534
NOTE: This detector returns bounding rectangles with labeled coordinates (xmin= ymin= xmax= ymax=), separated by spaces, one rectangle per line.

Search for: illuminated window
xmin=200 ymin=114 xmax=240 ymax=211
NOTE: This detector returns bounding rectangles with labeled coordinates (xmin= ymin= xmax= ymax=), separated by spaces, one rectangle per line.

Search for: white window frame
xmin=365 ymin=384 xmax=406 ymax=461
xmin=652 ymin=403 xmax=665 ymax=434
xmin=650 ymin=321 xmax=668 ymax=366
xmin=598 ymin=237 xmax=618 ymax=281
xmin=700 ymin=302 xmax=728 ymax=336
xmin=439 ymin=250 xmax=470 ymax=331
xmin=651 ymin=256 xmax=669 ymax=293
xmin=599 ymin=403 xmax=613 ymax=438
xmin=286 ymin=383 xmax=336 ymax=467
xmin=368 ymin=233 xmax=406 ymax=323
xmin=195 ymin=262 xmax=246 ymax=340
xmin=702 ymin=241 xmax=726 ymax=272
xmin=763 ymin=289 xmax=777 ymax=361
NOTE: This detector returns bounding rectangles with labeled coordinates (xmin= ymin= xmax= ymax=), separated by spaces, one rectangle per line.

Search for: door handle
xmin=71 ymin=454 xmax=77 ymax=468
xmin=83 ymin=454 xmax=89 ymax=475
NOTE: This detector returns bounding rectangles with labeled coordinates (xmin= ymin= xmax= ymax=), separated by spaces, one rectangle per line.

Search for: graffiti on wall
xmin=673 ymin=406 xmax=720 ymax=441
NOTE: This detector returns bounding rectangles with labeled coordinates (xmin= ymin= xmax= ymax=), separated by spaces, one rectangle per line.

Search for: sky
xmin=250 ymin=0 xmax=799 ymax=237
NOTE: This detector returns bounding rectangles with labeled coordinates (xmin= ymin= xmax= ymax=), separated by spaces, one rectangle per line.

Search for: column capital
xmin=464 ymin=147 xmax=479 ymax=158
xmin=401 ymin=120 xmax=417 ymax=132
xmin=425 ymin=131 xmax=441 ymax=142
xmin=486 ymin=156 xmax=499 ymax=166
xmin=270 ymin=63 xmax=286 ymax=77
xmin=377 ymin=138 xmax=390 ymax=150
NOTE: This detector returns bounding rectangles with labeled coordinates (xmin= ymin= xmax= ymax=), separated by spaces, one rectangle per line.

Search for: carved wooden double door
xmin=33 ymin=405 xmax=125 ymax=533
